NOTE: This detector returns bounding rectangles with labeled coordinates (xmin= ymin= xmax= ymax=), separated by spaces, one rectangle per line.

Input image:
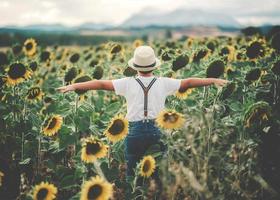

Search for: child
xmin=57 ymin=45 xmax=228 ymax=197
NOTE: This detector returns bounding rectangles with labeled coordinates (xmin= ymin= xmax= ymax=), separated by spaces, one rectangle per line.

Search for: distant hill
xmin=0 ymin=23 xmax=114 ymax=33
xmin=121 ymin=8 xmax=240 ymax=28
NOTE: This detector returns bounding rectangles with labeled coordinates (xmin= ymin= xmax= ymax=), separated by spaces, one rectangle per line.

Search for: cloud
xmin=0 ymin=0 xmax=279 ymax=26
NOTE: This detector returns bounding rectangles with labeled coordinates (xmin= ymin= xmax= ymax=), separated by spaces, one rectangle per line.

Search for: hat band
xmin=133 ymin=61 xmax=156 ymax=68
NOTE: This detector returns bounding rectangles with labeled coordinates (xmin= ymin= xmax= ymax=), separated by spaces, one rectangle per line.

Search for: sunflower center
xmin=108 ymin=119 xmax=125 ymax=135
xmin=86 ymin=142 xmax=101 ymax=155
xmin=47 ymin=117 xmax=57 ymax=129
xmin=163 ymin=113 xmax=179 ymax=123
xmin=36 ymin=188 xmax=48 ymax=200
xmin=28 ymin=88 xmax=40 ymax=99
xmin=8 ymin=63 xmax=27 ymax=79
xmin=87 ymin=184 xmax=103 ymax=199
xmin=41 ymin=51 xmax=51 ymax=62
xmin=143 ymin=160 xmax=151 ymax=173
xmin=26 ymin=42 xmax=33 ymax=51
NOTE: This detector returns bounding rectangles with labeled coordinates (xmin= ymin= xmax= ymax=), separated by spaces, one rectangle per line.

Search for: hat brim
xmin=128 ymin=58 xmax=161 ymax=72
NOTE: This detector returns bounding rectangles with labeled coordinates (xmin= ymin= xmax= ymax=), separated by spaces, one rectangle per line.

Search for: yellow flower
xmin=26 ymin=87 xmax=44 ymax=102
xmin=225 ymin=66 xmax=234 ymax=75
xmin=81 ymin=136 xmax=108 ymax=163
xmin=244 ymin=101 xmax=271 ymax=128
xmin=32 ymin=182 xmax=57 ymax=200
xmin=23 ymin=38 xmax=37 ymax=57
xmin=42 ymin=115 xmax=63 ymax=136
xmin=156 ymin=109 xmax=185 ymax=129
xmin=133 ymin=39 xmax=144 ymax=48
xmin=104 ymin=115 xmax=128 ymax=143
xmin=139 ymin=155 xmax=156 ymax=178
xmin=0 ymin=171 xmax=4 ymax=187
xmin=175 ymin=88 xmax=194 ymax=100
xmin=80 ymin=176 xmax=113 ymax=200
xmin=6 ymin=62 xmax=32 ymax=86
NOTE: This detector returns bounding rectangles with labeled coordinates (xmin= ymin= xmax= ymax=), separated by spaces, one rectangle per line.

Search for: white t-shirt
xmin=112 ymin=75 xmax=181 ymax=122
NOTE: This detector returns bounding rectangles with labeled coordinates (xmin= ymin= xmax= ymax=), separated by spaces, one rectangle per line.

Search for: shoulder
xmin=158 ymin=76 xmax=181 ymax=82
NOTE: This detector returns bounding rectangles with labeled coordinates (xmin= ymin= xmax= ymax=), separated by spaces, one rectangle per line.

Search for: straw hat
xmin=128 ymin=46 xmax=161 ymax=72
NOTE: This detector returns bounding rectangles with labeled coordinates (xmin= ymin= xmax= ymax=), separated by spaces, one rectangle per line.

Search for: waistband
xmin=128 ymin=118 xmax=156 ymax=125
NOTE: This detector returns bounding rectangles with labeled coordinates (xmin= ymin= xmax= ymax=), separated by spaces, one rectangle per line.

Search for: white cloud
xmin=0 ymin=0 xmax=279 ymax=26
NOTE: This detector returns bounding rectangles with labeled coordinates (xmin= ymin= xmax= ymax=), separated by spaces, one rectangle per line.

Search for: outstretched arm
xmin=179 ymin=78 xmax=228 ymax=91
xmin=56 ymin=80 xmax=114 ymax=93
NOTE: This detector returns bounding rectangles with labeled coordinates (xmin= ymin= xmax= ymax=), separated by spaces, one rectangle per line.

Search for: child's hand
xmin=213 ymin=79 xmax=228 ymax=87
xmin=56 ymin=85 xmax=75 ymax=93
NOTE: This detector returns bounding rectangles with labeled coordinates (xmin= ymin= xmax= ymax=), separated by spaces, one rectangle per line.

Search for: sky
xmin=0 ymin=0 xmax=280 ymax=27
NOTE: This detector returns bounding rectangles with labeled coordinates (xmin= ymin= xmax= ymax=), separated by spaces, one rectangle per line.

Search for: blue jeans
xmin=124 ymin=119 xmax=167 ymax=179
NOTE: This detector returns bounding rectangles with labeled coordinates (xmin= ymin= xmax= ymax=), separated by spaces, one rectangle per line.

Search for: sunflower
xmin=110 ymin=44 xmax=122 ymax=54
xmin=206 ymin=60 xmax=225 ymax=78
xmin=29 ymin=61 xmax=38 ymax=72
xmin=69 ymin=53 xmax=80 ymax=63
xmin=104 ymin=115 xmax=128 ymax=143
xmin=12 ymin=43 xmax=22 ymax=55
xmin=225 ymin=66 xmax=234 ymax=75
xmin=219 ymin=46 xmax=235 ymax=62
xmin=220 ymin=82 xmax=236 ymax=100
xmin=163 ymin=70 xmax=176 ymax=78
xmin=6 ymin=62 xmax=32 ymax=86
xmin=139 ymin=155 xmax=156 ymax=178
xmin=0 ymin=171 xmax=4 ymax=187
xmin=23 ymin=38 xmax=37 ymax=57
xmin=89 ymin=59 xmax=99 ymax=68
xmin=186 ymin=37 xmax=193 ymax=47
xmin=26 ymin=87 xmax=43 ymax=101
xmin=206 ymin=41 xmax=216 ymax=53
xmin=64 ymin=67 xmax=78 ymax=83
xmin=40 ymin=51 xmax=53 ymax=63
xmin=123 ymin=67 xmax=137 ymax=77
xmin=175 ymin=88 xmax=194 ymax=100
xmin=244 ymin=101 xmax=271 ymax=128
xmin=161 ymin=51 xmax=172 ymax=61
xmin=172 ymin=54 xmax=189 ymax=71
xmin=32 ymin=182 xmax=57 ymax=200
xmin=74 ymin=75 xmax=92 ymax=95
xmin=92 ymin=66 xmax=104 ymax=80
xmin=42 ymin=115 xmax=63 ymax=136
xmin=0 ymin=76 xmax=6 ymax=88
xmin=156 ymin=110 xmax=185 ymax=129
xmin=80 ymin=176 xmax=113 ymax=200
xmin=246 ymin=39 xmax=266 ymax=60
xmin=192 ymin=49 xmax=209 ymax=63
xmin=245 ymin=68 xmax=262 ymax=82
xmin=133 ymin=39 xmax=144 ymax=48
xmin=81 ymin=136 xmax=108 ymax=163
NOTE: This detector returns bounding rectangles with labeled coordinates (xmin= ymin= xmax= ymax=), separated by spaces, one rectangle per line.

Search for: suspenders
xmin=135 ymin=77 xmax=157 ymax=122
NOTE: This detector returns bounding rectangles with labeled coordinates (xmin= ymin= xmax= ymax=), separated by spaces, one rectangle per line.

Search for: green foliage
xmin=0 ymin=34 xmax=280 ymax=200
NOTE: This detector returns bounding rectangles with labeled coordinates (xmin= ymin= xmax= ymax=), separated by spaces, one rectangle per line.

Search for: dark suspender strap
xmin=135 ymin=77 xmax=157 ymax=119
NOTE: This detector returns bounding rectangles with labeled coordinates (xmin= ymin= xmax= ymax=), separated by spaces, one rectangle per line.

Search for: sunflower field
xmin=0 ymin=31 xmax=280 ymax=200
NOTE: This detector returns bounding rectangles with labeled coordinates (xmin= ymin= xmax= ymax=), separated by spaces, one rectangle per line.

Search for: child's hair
xmin=139 ymin=70 xmax=153 ymax=74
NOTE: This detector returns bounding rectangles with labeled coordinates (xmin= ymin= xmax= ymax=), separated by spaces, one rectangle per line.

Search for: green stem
xmin=108 ymin=142 xmax=111 ymax=169
xmin=12 ymin=86 xmax=17 ymax=134
xmin=93 ymin=160 xmax=106 ymax=181
xmin=207 ymin=88 xmax=220 ymax=152
xmin=21 ymin=101 xmax=27 ymax=161
xmin=37 ymin=136 xmax=41 ymax=176
xmin=74 ymin=95 xmax=79 ymax=131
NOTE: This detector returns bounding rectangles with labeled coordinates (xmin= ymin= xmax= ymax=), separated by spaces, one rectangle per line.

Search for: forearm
xmin=70 ymin=80 xmax=114 ymax=91
xmin=180 ymin=78 xmax=216 ymax=91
